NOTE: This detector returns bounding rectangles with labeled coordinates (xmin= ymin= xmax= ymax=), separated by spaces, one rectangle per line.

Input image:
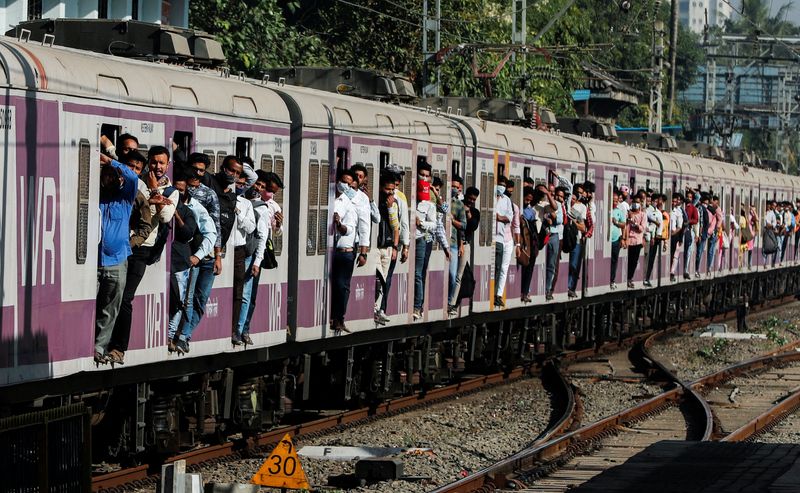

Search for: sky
xmin=771 ymin=0 xmax=800 ymax=25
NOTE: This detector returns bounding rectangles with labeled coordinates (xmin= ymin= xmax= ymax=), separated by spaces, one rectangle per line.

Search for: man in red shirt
xmin=682 ymin=189 xmax=699 ymax=279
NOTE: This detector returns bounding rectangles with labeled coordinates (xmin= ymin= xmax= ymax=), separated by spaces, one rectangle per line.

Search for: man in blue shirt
xmin=95 ymin=154 xmax=138 ymax=364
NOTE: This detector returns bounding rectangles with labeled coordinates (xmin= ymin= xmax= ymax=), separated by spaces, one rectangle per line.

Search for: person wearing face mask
xmin=566 ymin=183 xmax=587 ymax=298
xmin=625 ymin=196 xmax=647 ymax=288
xmin=451 ymin=186 xmax=481 ymax=311
xmin=108 ymin=146 xmax=179 ymax=362
xmin=431 ymin=176 xmax=451 ymax=260
xmin=447 ymin=176 xmax=467 ymax=314
xmin=493 ymin=176 xmax=514 ymax=307
xmin=374 ymin=172 xmax=400 ymax=325
xmin=413 ymin=164 xmax=437 ymax=320
xmin=350 ymin=164 xmax=377 ymax=270
xmin=230 ymin=174 xmax=257 ymax=346
xmin=331 ymin=168 xmax=359 ymax=332
xmin=379 ymin=165 xmax=410 ymax=317
xmin=235 ymin=171 xmax=284 ymax=344
xmin=94 ymin=153 xmax=139 ymax=365
xmin=167 ymin=172 xmax=217 ymax=353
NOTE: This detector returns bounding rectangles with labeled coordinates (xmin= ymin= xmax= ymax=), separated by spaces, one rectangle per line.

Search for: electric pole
xmin=422 ymin=0 xmax=442 ymax=97
xmin=667 ymin=0 xmax=679 ymax=120
xmin=649 ymin=19 xmax=665 ymax=133
xmin=511 ymin=0 xmax=527 ymax=100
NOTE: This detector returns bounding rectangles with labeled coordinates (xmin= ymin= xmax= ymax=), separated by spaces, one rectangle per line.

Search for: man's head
xmin=186 ymin=153 xmax=210 ymax=187
xmin=505 ymin=179 xmax=515 ymax=197
xmin=631 ymin=194 xmax=642 ymax=210
xmin=172 ymin=169 xmax=189 ymax=202
xmin=523 ymin=186 xmax=535 ymax=205
xmin=452 ymin=175 xmax=464 ymax=196
xmin=336 ymin=168 xmax=356 ymax=196
xmin=254 ymin=170 xmax=283 ymax=196
xmin=380 ymin=174 xmax=396 ymax=197
xmin=100 ymin=165 xmax=122 ymax=194
xmin=496 ymin=175 xmax=508 ymax=196
xmin=583 ymin=181 xmax=595 ymax=199
xmin=686 ymin=190 xmax=695 ymax=202
xmin=121 ymin=150 xmax=147 ymax=176
xmin=554 ymin=186 xmax=567 ymax=203
xmin=613 ymin=188 xmax=621 ymax=206
xmin=524 ymin=176 xmax=535 ymax=188
xmin=464 ymin=186 xmax=479 ymax=208
xmin=351 ymin=163 xmax=368 ymax=188
xmin=655 ymin=193 xmax=664 ymax=208
xmin=418 ymin=161 xmax=432 ymax=182
xmin=431 ymin=176 xmax=444 ymax=196
xmin=116 ymin=133 xmax=139 ymax=159
xmin=220 ymin=156 xmax=243 ymax=186
xmin=571 ymin=183 xmax=585 ymax=203
xmin=148 ymin=146 xmax=170 ymax=180
xmin=712 ymin=195 xmax=720 ymax=206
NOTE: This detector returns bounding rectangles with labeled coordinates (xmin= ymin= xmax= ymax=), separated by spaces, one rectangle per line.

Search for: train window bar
xmin=379 ymin=151 xmax=390 ymax=171
xmin=235 ymin=137 xmax=252 ymax=160
xmin=452 ymin=159 xmax=461 ymax=178
xmin=173 ymin=131 xmax=193 ymax=158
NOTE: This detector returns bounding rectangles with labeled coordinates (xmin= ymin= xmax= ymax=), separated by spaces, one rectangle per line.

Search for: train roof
xmin=0 ymin=36 xmax=291 ymax=123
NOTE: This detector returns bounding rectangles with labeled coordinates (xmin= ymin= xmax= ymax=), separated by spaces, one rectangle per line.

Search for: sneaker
xmin=695 ymin=272 xmax=701 ymax=279
xmin=231 ymin=333 xmax=242 ymax=346
xmin=447 ymin=305 xmax=458 ymax=316
xmin=627 ymin=281 xmax=634 ymax=288
xmin=545 ymin=292 xmax=554 ymax=301
xmin=494 ymin=296 xmax=505 ymax=308
xmin=643 ymin=280 xmax=652 ymax=287
xmin=568 ymin=290 xmax=577 ymax=298
xmin=94 ymin=352 xmax=108 ymax=365
xmin=176 ymin=339 xmax=190 ymax=354
xmin=242 ymin=333 xmax=253 ymax=345
xmin=168 ymin=340 xmax=177 ymax=353
xmin=378 ymin=310 xmax=390 ymax=323
xmin=670 ymin=275 xmax=676 ymax=282
xmin=610 ymin=282 xmax=617 ymax=290
xmin=413 ymin=309 xmax=422 ymax=321
xmin=374 ymin=313 xmax=386 ymax=326
xmin=683 ymin=273 xmax=691 ymax=280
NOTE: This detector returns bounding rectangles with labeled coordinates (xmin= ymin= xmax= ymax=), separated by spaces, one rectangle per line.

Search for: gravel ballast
xmin=193 ymin=376 xmax=552 ymax=492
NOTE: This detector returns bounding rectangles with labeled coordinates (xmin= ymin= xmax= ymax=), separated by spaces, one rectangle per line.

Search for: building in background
xmin=680 ymin=0 xmax=735 ymax=34
xmin=0 ymin=0 xmax=188 ymax=34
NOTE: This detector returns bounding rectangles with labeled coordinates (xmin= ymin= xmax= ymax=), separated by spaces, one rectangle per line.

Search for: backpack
xmin=145 ymin=186 xmax=177 ymax=265
xmin=561 ymin=221 xmax=578 ymax=253
xmin=457 ymin=262 xmax=475 ymax=302
xmin=741 ymin=220 xmax=753 ymax=243
xmin=216 ymin=191 xmax=237 ymax=247
xmin=763 ymin=228 xmax=778 ymax=255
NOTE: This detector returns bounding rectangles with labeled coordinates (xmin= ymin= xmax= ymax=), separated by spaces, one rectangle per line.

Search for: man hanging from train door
xmin=683 ymin=189 xmax=699 ymax=279
xmin=379 ymin=165 xmax=410 ymax=319
xmin=331 ymin=168 xmax=359 ymax=332
xmin=566 ymin=183 xmax=587 ymax=298
xmin=447 ymin=175 xmax=467 ymax=315
xmin=493 ymin=176 xmax=514 ymax=307
xmin=374 ymin=171 xmax=400 ymax=325
xmin=230 ymin=172 xmax=257 ymax=346
xmin=413 ymin=163 xmax=436 ymax=320
xmin=350 ymin=164 xmax=378 ymax=273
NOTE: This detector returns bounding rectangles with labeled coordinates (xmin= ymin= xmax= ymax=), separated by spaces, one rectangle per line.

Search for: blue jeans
xmin=95 ymin=261 xmax=128 ymax=354
xmin=706 ymin=235 xmax=717 ymax=271
xmin=545 ymin=232 xmax=560 ymax=293
xmin=447 ymin=243 xmax=459 ymax=305
xmin=168 ymin=267 xmax=197 ymax=340
xmin=182 ymin=257 xmax=216 ymax=341
xmin=568 ymin=242 xmax=582 ymax=292
xmin=414 ymin=238 xmax=432 ymax=310
xmin=235 ymin=252 xmax=258 ymax=336
xmin=695 ymin=234 xmax=707 ymax=272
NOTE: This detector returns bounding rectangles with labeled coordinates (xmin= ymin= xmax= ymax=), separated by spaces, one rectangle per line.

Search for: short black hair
xmin=505 ymin=179 xmax=515 ymax=189
xmin=148 ymin=145 xmax=170 ymax=160
xmin=523 ymin=186 xmax=535 ymax=197
xmin=350 ymin=163 xmax=368 ymax=177
xmin=497 ymin=175 xmax=508 ymax=185
xmin=613 ymin=188 xmax=621 ymax=196
xmin=465 ymin=186 xmax=479 ymax=198
xmin=337 ymin=168 xmax=355 ymax=182
xmin=380 ymin=173 xmax=396 ymax=188
xmin=452 ymin=175 xmax=464 ymax=185
xmin=187 ymin=152 xmax=210 ymax=167
xmin=523 ymin=176 xmax=535 ymax=185
xmin=432 ymin=176 xmax=443 ymax=187
xmin=116 ymin=133 xmax=138 ymax=148
xmin=583 ymin=181 xmax=595 ymax=193
xmin=672 ymin=192 xmax=683 ymax=201
xmin=221 ymin=155 xmax=241 ymax=171
xmin=417 ymin=161 xmax=432 ymax=174
xmin=256 ymin=170 xmax=284 ymax=189
xmin=572 ymin=183 xmax=583 ymax=195
xmin=241 ymin=156 xmax=254 ymax=167
xmin=121 ymin=150 xmax=147 ymax=165
xmin=173 ymin=168 xmax=189 ymax=183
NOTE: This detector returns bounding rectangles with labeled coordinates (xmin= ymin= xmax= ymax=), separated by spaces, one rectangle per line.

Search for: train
xmin=0 ymin=26 xmax=799 ymax=468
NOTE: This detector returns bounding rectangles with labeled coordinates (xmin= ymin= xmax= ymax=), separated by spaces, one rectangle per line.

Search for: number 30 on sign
xmin=251 ymin=433 xmax=310 ymax=489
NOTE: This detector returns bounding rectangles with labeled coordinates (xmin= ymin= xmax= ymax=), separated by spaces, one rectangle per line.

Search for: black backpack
xmin=145 ymin=186 xmax=177 ymax=265
xmin=561 ymin=220 xmax=578 ymax=253
xmin=216 ymin=191 xmax=238 ymax=248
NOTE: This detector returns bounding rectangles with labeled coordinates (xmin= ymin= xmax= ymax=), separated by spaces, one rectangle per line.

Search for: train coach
xmin=1 ymin=28 xmax=800 ymax=468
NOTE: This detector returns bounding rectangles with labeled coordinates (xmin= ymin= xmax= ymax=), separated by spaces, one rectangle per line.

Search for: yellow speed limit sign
xmin=252 ymin=433 xmax=310 ymax=490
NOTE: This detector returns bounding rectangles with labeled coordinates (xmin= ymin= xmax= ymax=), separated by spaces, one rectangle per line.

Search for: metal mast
xmin=648 ymin=19 xmax=665 ymax=133
xmin=422 ymin=0 xmax=442 ymax=97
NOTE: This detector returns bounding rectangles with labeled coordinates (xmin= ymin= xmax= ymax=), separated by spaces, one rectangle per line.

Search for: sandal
xmin=108 ymin=349 xmax=125 ymax=365
xmin=94 ymin=352 xmax=108 ymax=365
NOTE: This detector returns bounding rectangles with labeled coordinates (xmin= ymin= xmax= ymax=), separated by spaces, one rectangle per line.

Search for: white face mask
xmin=337 ymin=181 xmax=351 ymax=196
xmin=496 ymin=185 xmax=506 ymax=196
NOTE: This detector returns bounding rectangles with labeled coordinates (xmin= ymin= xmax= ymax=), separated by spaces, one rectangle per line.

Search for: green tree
xmin=189 ymin=0 xmax=328 ymax=75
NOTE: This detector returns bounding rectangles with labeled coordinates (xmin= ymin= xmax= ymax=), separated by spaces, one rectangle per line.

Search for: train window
xmin=452 ymin=159 xmax=461 ymax=178
xmin=100 ymin=123 xmax=121 ymax=148
xmin=497 ymin=161 xmax=506 ymax=178
xmin=466 ymin=171 xmax=473 ymax=188
xmin=216 ymin=151 xmax=227 ymax=174
xmin=318 ymin=160 xmax=330 ymax=256
xmin=646 ymin=179 xmax=651 ymax=191
xmin=479 ymin=172 xmax=488 ymax=246
xmin=672 ymin=179 xmax=677 ymax=193
xmin=260 ymin=154 xmax=273 ymax=172
xmin=613 ymin=175 xmax=618 ymax=190
xmin=379 ymin=152 xmax=390 ymax=171
xmin=76 ymin=139 xmax=91 ymax=264
xmin=307 ymin=160 xmax=320 ymax=256
xmin=629 ymin=177 xmax=635 ymax=192
xmin=523 ymin=166 xmax=531 ymax=183
xmin=173 ymin=131 xmax=193 ymax=159
xmin=570 ymin=172 xmax=577 ymax=187
xmin=235 ymin=137 xmax=252 ymax=160
xmin=203 ymin=150 xmax=215 ymax=173
xmin=274 ymin=156 xmax=286 ymax=255
xmin=336 ymin=147 xmax=348 ymax=170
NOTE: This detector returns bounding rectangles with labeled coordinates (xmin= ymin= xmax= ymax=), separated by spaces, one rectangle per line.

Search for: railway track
xmin=92 ymin=297 xmax=797 ymax=492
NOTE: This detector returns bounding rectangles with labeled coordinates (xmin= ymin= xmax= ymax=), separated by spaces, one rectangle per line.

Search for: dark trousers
xmin=109 ymin=246 xmax=151 ymax=353
xmin=610 ymin=239 xmax=621 ymax=283
xmin=627 ymin=244 xmax=643 ymax=281
xmin=781 ymin=235 xmax=789 ymax=262
xmin=232 ymin=246 xmax=247 ymax=333
xmin=795 ymin=230 xmax=800 ymax=257
xmin=645 ymin=240 xmax=661 ymax=281
xmin=381 ymin=257 xmax=398 ymax=313
xmin=331 ymin=250 xmax=356 ymax=322
xmin=521 ymin=259 xmax=534 ymax=296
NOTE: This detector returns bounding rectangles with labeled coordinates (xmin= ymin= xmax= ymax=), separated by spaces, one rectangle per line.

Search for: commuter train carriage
xmin=0 ymin=37 xmax=293 ymax=385
xmin=268 ymin=83 xmax=464 ymax=338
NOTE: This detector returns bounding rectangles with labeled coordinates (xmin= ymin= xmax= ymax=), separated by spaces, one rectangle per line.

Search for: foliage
xmin=189 ymin=0 xmax=328 ymax=75
xmin=697 ymin=338 xmax=730 ymax=359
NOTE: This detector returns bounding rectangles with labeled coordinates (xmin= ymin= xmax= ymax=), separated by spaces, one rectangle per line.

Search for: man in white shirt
xmin=235 ymin=170 xmax=284 ymax=345
xmin=493 ymin=176 xmax=514 ymax=307
xmin=644 ymin=191 xmax=663 ymax=287
xmin=231 ymin=176 xmax=257 ymax=343
xmin=350 ymin=164 xmax=378 ymax=270
xmin=669 ymin=193 xmax=685 ymax=282
xmin=331 ymin=169 xmax=359 ymax=332
xmin=413 ymin=163 xmax=436 ymax=320
xmin=765 ymin=200 xmax=778 ymax=267
xmin=567 ymin=183 xmax=587 ymax=297
xmin=380 ymin=164 xmax=410 ymax=317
